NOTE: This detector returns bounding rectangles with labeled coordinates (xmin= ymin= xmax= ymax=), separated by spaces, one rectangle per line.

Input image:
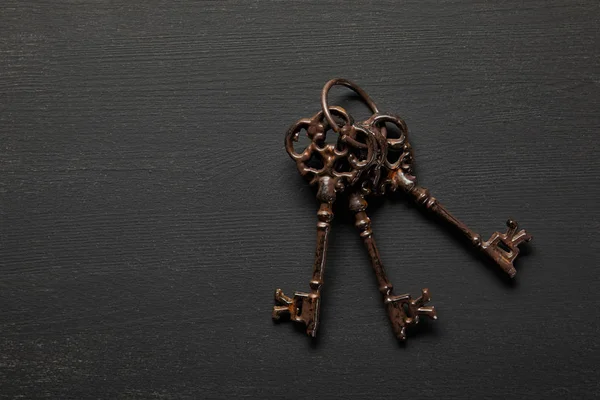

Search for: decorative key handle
xmin=273 ymin=105 xmax=376 ymax=337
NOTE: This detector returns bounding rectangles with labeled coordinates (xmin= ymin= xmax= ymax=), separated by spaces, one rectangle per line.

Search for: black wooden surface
xmin=1 ymin=1 xmax=599 ymax=398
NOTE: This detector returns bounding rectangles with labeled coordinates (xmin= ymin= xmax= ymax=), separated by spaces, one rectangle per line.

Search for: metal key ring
xmin=320 ymin=78 xmax=379 ymax=132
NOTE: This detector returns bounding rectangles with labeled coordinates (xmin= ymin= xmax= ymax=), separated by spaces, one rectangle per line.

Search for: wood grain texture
xmin=1 ymin=0 xmax=599 ymax=398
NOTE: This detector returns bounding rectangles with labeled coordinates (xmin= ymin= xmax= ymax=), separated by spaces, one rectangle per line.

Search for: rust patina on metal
xmin=273 ymin=78 xmax=532 ymax=341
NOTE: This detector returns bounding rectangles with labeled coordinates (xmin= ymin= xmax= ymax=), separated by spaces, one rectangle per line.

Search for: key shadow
xmin=271 ymin=314 xmax=321 ymax=347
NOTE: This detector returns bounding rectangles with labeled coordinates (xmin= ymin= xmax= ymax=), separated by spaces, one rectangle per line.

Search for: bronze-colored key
xmin=358 ymin=110 xmax=532 ymax=278
xmin=349 ymin=191 xmax=437 ymax=340
xmin=272 ymin=201 xmax=332 ymax=337
xmin=272 ymin=106 xmax=375 ymax=336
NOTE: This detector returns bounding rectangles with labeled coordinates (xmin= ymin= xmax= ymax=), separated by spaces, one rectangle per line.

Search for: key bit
xmin=273 ymin=289 xmax=320 ymax=337
xmin=385 ymin=289 xmax=437 ymax=340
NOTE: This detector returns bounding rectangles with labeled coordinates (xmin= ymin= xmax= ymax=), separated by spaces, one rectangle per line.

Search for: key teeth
xmin=415 ymin=288 xmax=436 ymax=320
xmin=417 ymin=305 xmax=437 ymax=320
xmin=503 ymin=219 xmax=532 ymax=244
xmin=505 ymin=219 xmax=533 ymax=243
xmin=274 ymin=288 xmax=292 ymax=305
xmin=272 ymin=289 xmax=294 ymax=321
xmin=419 ymin=288 xmax=431 ymax=303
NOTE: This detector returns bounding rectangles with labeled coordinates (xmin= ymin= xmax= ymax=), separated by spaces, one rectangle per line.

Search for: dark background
xmin=1 ymin=1 xmax=599 ymax=398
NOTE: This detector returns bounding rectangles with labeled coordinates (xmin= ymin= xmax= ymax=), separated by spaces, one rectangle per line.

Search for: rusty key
xmin=361 ymin=111 xmax=532 ymax=278
xmin=272 ymin=106 xmax=376 ymax=337
xmin=349 ymin=191 xmax=437 ymax=340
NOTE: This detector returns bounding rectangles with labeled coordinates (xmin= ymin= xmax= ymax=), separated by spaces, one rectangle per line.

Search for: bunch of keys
xmin=272 ymin=78 xmax=532 ymax=341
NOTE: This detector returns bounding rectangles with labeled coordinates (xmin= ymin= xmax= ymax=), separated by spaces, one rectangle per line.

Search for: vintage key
xmin=362 ymin=112 xmax=532 ymax=278
xmin=349 ymin=191 xmax=437 ymax=340
xmin=272 ymin=201 xmax=333 ymax=337
xmin=272 ymin=106 xmax=376 ymax=337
